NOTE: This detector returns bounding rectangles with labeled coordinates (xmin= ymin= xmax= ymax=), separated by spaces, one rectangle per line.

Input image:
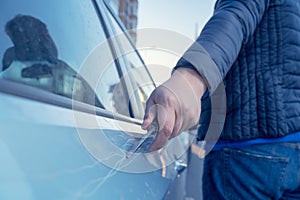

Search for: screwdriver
xmin=126 ymin=119 xmax=158 ymax=158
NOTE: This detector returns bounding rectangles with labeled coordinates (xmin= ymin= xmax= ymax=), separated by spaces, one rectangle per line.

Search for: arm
xmin=176 ymin=0 xmax=270 ymax=92
xmin=143 ymin=0 xmax=270 ymax=151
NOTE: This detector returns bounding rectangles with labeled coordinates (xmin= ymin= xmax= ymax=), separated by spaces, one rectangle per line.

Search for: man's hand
xmin=142 ymin=68 xmax=207 ymax=152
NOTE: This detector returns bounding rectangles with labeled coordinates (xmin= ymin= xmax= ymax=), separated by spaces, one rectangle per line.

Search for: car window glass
xmin=104 ymin=7 xmax=155 ymax=118
xmin=0 ymin=0 xmax=130 ymax=116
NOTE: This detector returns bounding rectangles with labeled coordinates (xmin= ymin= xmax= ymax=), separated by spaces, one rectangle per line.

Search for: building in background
xmin=107 ymin=0 xmax=139 ymax=44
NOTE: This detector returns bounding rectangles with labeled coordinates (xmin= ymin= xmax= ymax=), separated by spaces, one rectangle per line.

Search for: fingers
xmin=148 ymin=106 xmax=175 ymax=152
xmin=142 ymin=98 xmax=156 ymax=130
xmin=142 ymin=85 xmax=185 ymax=152
xmin=170 ymin=110 xmax=183 ymax=138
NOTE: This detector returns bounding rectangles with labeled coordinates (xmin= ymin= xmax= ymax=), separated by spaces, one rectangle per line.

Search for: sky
xmin=136 ymin=0 xmax=216 ymax=83
xmin=137 ymin=0 xmax=216 ymax=39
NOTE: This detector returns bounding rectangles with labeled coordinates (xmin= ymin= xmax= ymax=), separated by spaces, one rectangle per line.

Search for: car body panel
xmin=0 ymin=91 xmax=175 ymax=199
xmin=0 ymin=0 xmax=192 ymax=199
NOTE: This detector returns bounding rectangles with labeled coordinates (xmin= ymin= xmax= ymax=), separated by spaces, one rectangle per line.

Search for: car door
xmin=0 ymin=0 xmax=192 ymax=199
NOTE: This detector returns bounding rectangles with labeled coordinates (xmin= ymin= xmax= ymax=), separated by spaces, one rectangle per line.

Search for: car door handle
xmin=174 ymin=160 xmax=187 ymax=174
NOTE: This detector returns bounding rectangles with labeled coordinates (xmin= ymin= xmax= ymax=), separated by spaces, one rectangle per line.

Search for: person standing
xmin=142 ymin=0 xmax=300 ymax=199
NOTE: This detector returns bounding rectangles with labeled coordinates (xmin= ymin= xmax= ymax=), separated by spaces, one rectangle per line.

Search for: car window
xmin=103 ymin=3 xmax=155 ymax=119
xmin=0 ymin=0 xmax=131 ymax=117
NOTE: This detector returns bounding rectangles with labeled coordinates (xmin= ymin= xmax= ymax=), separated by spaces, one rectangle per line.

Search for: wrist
xmin=174 ymin=67 xmax=207 ymax=96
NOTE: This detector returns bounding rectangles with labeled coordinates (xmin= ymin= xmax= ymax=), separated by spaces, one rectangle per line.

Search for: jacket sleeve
xmin=174 ymin=0 xmax=270 ymax=92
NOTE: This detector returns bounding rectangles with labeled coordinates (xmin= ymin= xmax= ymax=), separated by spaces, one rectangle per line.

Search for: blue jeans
xmin=203 ymin=142 xmax=300 ymax=200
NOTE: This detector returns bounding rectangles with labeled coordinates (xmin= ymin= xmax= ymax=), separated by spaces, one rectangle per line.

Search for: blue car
xmin=0 ymin=0 xmax=203 ymax=199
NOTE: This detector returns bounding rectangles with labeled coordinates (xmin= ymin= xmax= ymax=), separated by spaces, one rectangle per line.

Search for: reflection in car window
xmin=104 ymin=7 xmax=155 ymax=118
xmin=95 ymin=60 xmax=130 ymax=116
xmin=0 ymin=15 xmax=102 ymax=107
xmin=0 ymin=0 xmax=131 ymax=116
